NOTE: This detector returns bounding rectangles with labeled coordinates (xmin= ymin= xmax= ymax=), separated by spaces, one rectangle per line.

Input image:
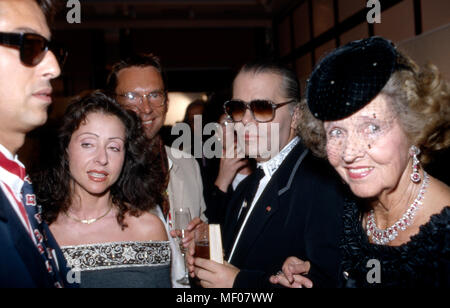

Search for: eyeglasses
xmin=224 ymin=99 xmax=296 ymax=123
xmin=0 ymin=32 xmax=68 ymax=68
xmin=116 ymin=90 xmax=167 ymax=109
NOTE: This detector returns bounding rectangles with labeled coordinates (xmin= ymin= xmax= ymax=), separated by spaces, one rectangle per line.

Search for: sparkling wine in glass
xmin=173 ymin=207 xmax=192 ymax=285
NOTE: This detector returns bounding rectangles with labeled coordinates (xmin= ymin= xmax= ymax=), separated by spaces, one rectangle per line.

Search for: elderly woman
xmin=33 ymin=91 xmax=172 ymax=288
xmin=271 ymin=37 xmax=449 ymax=288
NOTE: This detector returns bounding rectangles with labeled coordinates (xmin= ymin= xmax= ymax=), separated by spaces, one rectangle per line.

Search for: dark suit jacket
xmin=204 ymin=184 xmax=231 ymax=225
xmin=0 ymin=190 xmax=75 ymax=288
xmin=221 ymin=142 xmax=345 ymax=288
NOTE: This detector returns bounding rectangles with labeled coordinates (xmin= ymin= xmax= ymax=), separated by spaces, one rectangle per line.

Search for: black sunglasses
xmin=224 ymin=99 xmax=296 ymax=123
xmin=0 ymin=32 xmax=68 ymax=68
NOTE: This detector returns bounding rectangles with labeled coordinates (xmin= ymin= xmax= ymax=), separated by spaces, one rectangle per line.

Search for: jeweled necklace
xmin=366 ymin=172 xmax=429 ymax=245
xmin=64 ymin=206 xmax=113 ymax=225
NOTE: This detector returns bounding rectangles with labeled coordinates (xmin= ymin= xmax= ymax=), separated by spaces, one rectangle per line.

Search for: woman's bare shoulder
xmin=126 ymin=211 xmax=168 ymax=241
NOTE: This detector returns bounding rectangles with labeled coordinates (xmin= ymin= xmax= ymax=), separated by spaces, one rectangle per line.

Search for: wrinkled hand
xmin=193 ymin=258 xmax=239 ymax=288
xmin=269 ymin=257 xmax=313 ymax=288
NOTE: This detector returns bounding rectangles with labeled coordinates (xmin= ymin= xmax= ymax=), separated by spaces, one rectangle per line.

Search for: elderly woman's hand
xmin=269 ymin=256 xmax=313 ymax=288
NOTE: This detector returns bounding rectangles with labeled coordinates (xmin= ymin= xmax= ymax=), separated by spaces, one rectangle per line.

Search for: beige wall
xmin=312 ymin=0 xmax=335 ymax=37
xmin=422 ymin=0 xmax=450 ymax=33
xmin=374 ymin=0 xmax=415 ymax=43
xmin=278 ymin=17 xmax=291 ymax=57
xmin=293 ymin=1 xmax=310 ymax=48
xmin=279 ymin=0 xmax=450 ymax=83
xmin=398 ymin=24 xmax=450 ymax=80
xmin=340 ymin=23 xmax=368 ymax=45
xmin=338 ymin=0 xmax=367 ymax=22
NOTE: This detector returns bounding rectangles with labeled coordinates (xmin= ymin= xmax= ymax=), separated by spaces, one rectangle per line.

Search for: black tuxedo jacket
xmin=221 ymin=142 xmax=345 ymax=288
xmin=0 ymin=190 xmax=75 ymax=287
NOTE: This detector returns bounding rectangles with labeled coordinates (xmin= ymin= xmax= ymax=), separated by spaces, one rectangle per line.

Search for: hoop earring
xmin=409 ymin=145 xmax=421 ymax=183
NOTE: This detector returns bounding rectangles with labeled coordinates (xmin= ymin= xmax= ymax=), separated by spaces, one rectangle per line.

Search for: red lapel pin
xmin=266 ymin=206 xmax=272 ymax=212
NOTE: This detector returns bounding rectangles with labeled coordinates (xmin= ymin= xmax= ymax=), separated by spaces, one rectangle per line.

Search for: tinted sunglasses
xmin=0 ymin=32 xmax=68 ymax=68
xmin=224 ymin=99 xmax=296 ymax=123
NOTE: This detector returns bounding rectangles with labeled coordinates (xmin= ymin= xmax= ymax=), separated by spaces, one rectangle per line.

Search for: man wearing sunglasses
xmin=188 ymin=61 xmax=345 ymax=288
xmin=0 ymin=0 xmax=72 ymax=287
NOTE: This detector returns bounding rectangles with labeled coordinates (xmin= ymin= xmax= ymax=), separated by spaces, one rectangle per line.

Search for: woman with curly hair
xmin=271 ymin=37 xmax=449 ymax=288
xmin=33 ymin=91 xmax=171 ymax=288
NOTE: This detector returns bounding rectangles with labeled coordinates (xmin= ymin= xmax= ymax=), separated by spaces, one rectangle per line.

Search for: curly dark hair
xmin=33 ymin=91 xmax=165 ymax=229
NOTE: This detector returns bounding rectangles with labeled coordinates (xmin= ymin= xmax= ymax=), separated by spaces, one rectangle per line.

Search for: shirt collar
xmin=0 ymin=143 xmax=26 ymax=194
xmin=258 ymin=136 xmax=300 ymax=177
xmin=0 ymin=143 xmax=16 ymax=161
xmin=167 ymin=155 xmax=173 ymax=171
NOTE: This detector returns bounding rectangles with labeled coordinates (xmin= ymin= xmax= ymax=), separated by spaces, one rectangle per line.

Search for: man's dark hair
xmin=36 ymin=0 xmax=57 ymax=20
xmin=237 ymin=60 xmax=301 ymax=107
xmin=106 ymin=53 xmax=168 ymax=93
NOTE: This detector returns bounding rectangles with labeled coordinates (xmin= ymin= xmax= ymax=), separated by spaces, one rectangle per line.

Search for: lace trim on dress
xmin=62 ymin=241 xmax=171 ymax=272
xmin=340 ymin=199 xmax=450 ymax=287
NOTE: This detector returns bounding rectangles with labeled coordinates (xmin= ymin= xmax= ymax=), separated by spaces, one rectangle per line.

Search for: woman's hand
xmin=269 ymin=256 xmax=313 ymax=288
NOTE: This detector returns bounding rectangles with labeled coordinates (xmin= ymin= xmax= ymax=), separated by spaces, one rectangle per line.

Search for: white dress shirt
xmin=232 ymin=172 xmax=249 ymax=191
xmin=0 ymin=143 xmax=34 ymax=239
xmin=227 ymin=137 xmax=300 ymax=262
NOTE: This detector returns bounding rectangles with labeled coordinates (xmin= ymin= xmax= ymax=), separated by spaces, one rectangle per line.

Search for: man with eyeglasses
xmin=187 ymin=61 xmax=345 ymax=288
xmin=0 ymin=0 xmax=73 ymax=287
xmin=106 ymin=53 xmax=207 ymax=288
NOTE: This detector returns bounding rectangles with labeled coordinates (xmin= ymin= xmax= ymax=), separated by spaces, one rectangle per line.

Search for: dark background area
xmin=51 ymin=0 xmax=295 ymax=96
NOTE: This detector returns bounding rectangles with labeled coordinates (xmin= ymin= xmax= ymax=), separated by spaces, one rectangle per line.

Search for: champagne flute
xmin=173 ymin=207 xmax=192 ymax=285
xmin=194 ymin=223 xmax=210 ymax=259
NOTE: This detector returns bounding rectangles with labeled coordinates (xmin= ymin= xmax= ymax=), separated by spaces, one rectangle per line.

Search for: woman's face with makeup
xmin=67 ymin=112 xmax=126 ymax=196
xmin=324 ymin=94 xmax=411 ymax=198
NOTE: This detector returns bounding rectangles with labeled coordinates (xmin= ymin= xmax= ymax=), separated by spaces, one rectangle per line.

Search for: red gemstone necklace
xmin=366 ymin=172 xmax=429 ymax=245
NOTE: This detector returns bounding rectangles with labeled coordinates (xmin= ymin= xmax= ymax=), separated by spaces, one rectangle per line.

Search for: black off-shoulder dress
xmin=62 ymin=241 xmax=172 ymax=288
xmin=340 ymin=199 xmax=450 ymax=288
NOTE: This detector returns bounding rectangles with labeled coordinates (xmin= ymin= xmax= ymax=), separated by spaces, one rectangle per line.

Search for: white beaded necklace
xmin=366 ymin=172 xmax=429 ymax=245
